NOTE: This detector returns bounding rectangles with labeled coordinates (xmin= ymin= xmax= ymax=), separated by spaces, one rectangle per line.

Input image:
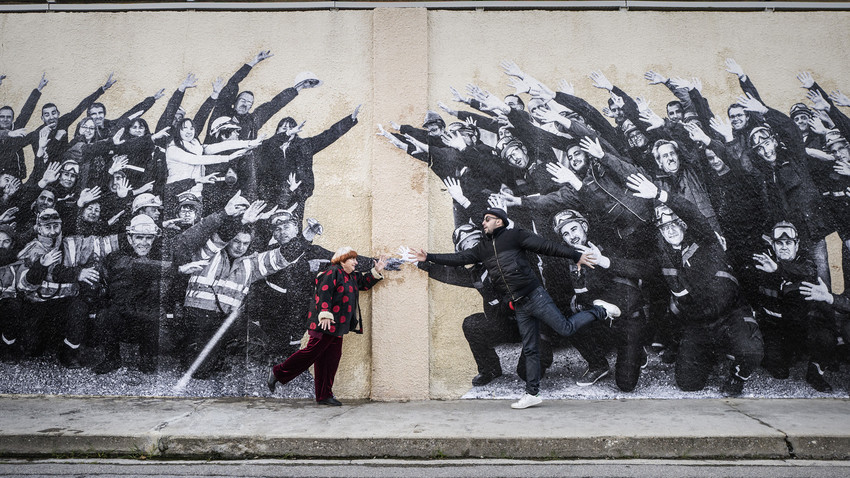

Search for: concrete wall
xmin=0 ymin=8 xmax=847 ymax=400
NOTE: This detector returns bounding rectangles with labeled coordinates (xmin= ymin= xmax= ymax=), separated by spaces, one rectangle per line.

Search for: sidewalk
xmin=1 ymin=395 xmax=849 ymax=460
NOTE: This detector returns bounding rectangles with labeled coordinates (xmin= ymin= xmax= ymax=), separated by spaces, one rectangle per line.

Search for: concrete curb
xmin=1 ymin=395 xmax=849 ymax=459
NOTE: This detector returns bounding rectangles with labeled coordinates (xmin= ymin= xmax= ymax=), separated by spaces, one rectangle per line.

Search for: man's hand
xmin=178 ymin=73 xmax=198 ymax=92
xmin=579 ymin=136 xmax=605 ymax=159
xmin=40 ymin=249 xmax=62 ymax=267
xmin=806 ymin=89 xmax=831 ymax=112
xmin=113 ymin=128 xmax=127 ymax=145
xmin=753 ymin=253 xmax=778 ymax=273
xmin=796 ymin=71 xmax=815 ymax=89
xmin=114 ymin=176 xmax=131 ymax=198
xmin=736 ymin=93 xmax=768 ymax=115
xmin=500 ymin=60 xmax=525 ymax=79
xmin=589 ymin=70 xmax=613 ymax=91
xmin=102 ymin=72 xmax=117 ymax=91
xmin=635 ymin=97 xmax=651 ymax=114
xmin=0 ymin=207 xmax=18 ymax=224
xmin=224 ymin=190 xmax=247 ymax=216
xmin=668 ymin=76 xmax=693 ymax=91
xmin=546 ymin=162 xmax=581 ymax=188
xmin=443 ymin=177 xmax=469 ymax=207
xmin=77 ymin=187 xmax=102 ymax=207
xmin=78 ymin=267 xmax=100 ymax=285
xmin=211 ymin=77 xmax=224 ymax=100
xmin=440 ymin=130 xmax=467 ymax=151
xmin=2 ymin=178 xmax=21 ymax=197
xmin=576 ymin=252 xmax=597 ymax=271
xmin=833 ymin=160 xmax=850 ymax=176
xmin=808 ymin=116 xmax=830 ymax=136
xmin=691 ymin=77 xmax=703 ymax=93
xmin=108 ymin=155 xmax=129 ymax=175
xmin=133 ymin=181 xmax=155 ymax=196
xmin=256 ymin=205 xmax=280 ymax=222
xmin=151 ymin=127 xmax=171 ymax=141
xmin=351 ymin=104 xmax=361 ymax=121
xmin=639 ymin=109 xmax=665 ymax=131
xmin=287 ymin=172 xmax=302 ymax=192
xmin=240 ymin=199 xmax=268 ymax=224
xmin=179 ymin=259 xmax=210 ymax=275
xmin=7 ymin=128 xmax=27 ymax=138
xmin=626 ymin=173 xmax=660 ymax=199
xmin=449 ymin=86 xmax=469 ymax=105
xmin=644 ymin=70 xmax=667 ymax=85
xmin=249 ymin=50 xmax=273 ymax=67
xmin=829 ymin=90 xmax=850 ymax=108
xmin=710 ymin=115 xmax=734 ymax=143
xmin=800 ymin=276 xmax=834 ymax=304
xmin=411 ymin=248 xmax=428 ymax=263
xmin=153 ymin=88 xmax=166 ymax=101
xmin=558 ymin=79 xmax=575 ymax=96
xmin=725 ymin=58 xmax=746 ymax=79
xmin=437 ymin=101 xmax=458 ymax=117
xmin=683 ymin=121 xmax=711 ymax=145
xmin=41 ymin=161 xmax=61 ymax=184
xmin=575 ymin=242 xmax=609 ymax=268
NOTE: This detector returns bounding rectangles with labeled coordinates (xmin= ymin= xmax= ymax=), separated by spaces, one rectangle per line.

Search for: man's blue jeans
xmin=514 ymin=285 xmax=604 ymax=395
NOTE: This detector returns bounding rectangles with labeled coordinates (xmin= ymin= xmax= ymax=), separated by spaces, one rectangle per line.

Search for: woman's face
xmin=342 ymin=257 xmax=358 ymax=274
xmin=179 ymin=121 xmax=195 ymax=142
xmin=79 ymin=119 xmax=96 ymax=141
xmin=129 ymin=120 xmax=146 ymax=137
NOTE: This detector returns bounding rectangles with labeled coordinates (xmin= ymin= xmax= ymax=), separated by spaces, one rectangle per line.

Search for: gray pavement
xmin=1 ymin=395 xmax=849 ymax=460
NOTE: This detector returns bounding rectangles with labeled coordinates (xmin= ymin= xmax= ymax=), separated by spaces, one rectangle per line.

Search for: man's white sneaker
xmin=593 ymin=299 xmax=621 ymax=327
xmin=511 ymin=393 xmax=543 ymax=409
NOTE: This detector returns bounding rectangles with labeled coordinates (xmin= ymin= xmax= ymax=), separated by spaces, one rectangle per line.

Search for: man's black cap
xmin=483 ymin=207 xmax=509 ymax=225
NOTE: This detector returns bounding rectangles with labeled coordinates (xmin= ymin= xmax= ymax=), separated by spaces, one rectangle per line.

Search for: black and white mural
xmin=0 ymin=51 xmax=384 ymax=398
xmin=382 ymin=59 xmax=850 ymax=399
xmin=2 ymin=39 xmax=850 ymax=400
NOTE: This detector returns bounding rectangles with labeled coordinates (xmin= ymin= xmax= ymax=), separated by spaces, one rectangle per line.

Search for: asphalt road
xmin=2 ymin=459 xmax=850 ymax=478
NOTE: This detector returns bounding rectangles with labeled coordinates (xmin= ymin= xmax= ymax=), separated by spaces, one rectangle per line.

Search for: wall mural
xmin=382 ymin=59 xmax=850 ymax=400
xmin=1 ymin=47 xmax=849 ymax=399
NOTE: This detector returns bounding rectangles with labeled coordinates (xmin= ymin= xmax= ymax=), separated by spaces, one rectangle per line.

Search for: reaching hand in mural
xmin=546 ymin=162 xmax=582 ymax=189
xmin=806 ymin=89 xmax=831 ymax=111
xmin=397 ymin=246 xmax=417 ymax=264
xmin=37 ymin=72 xmax=48 ymax=91
xmin=724 ymin=58 xmax=746 ymax=80
xmin=800 ymin=277 xmax=834 ymax=304
xmin=834 ymin=160 xmax=850 ymax=176
xmin=736 ymin=93 xmax=768 ymax=114
xmin=710 ymin=115 xmax=734 ymax=142
xmin=796 ymin=71 xmax=815 ymax=89
xmin=102 ymin=72 xmax=117 ymax=91
xmin=683 ymin=122 xmax=711 ymax=146
xmin=589 ymin=70 xmax=613 ymax=91
xmin=829 ymin=90 xmax=850 ymax=107
xmin=752 ymin=253 xmax=778 ymax=273
xmin=558 ymin=79 xmax=575 ymax=96
xmin=287 ymin=173 xmax=302 ymax=192
xmin=248 ymin=50 xmax=274 ymax=67
xmin=179 ymin=259 xmax=210 ymax=275
xmin=450 ymin=86 xmax=470 ymax=105
xmin=625 ymin=172 xmax=661 ymax=199
xmin=443 ymin=177 xmax=470 ymax=208
xmin=645 ymin=70 xmax=667 ymax=85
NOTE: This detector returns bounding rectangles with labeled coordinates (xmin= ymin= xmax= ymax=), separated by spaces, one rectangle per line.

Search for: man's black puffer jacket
xmin=426 ymin=226 xmax=582 ymax=302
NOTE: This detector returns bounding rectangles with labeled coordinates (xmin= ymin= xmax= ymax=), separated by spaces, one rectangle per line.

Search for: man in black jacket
xmin=414 ymin=207 xmax=618 ymax=409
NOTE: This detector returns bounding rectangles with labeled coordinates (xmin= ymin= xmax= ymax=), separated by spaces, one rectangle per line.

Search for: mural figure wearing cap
xmin=413 ymin=206 xmax=616 ymax=409
xmin=242 ymin=208 xmax=334 ymax=362
xmin=173 ymin=191 xmax=306 ymax=379
xmin=547 ymin=209 xmax=649 ymax=391
xmin=627 ymin=174 xmax=764 ymax=396
xmin=751 ymin=220 xmax=838 ymax=393
xmin=93 ymin=214 xmax=171 ymax=374
xmin=268 ymin=246 xmax=389 ymax=406
xmin=737 ymin=90 xmax=832 ymax=286
xmin=16 ymin=207 xmax=121 ymax=369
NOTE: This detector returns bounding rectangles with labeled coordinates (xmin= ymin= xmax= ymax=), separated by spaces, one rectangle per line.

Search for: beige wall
xmin=1 ymin=8 xmax=847 ymax=400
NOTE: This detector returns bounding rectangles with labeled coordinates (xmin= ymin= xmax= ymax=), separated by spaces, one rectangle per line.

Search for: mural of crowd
xmin=380 ymin=59 xmax=850 ymax=397
xmin=0 ymin=51 xmax=369 ymax=394
xmin=1 ymin=50 xmax=849 ymax=399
